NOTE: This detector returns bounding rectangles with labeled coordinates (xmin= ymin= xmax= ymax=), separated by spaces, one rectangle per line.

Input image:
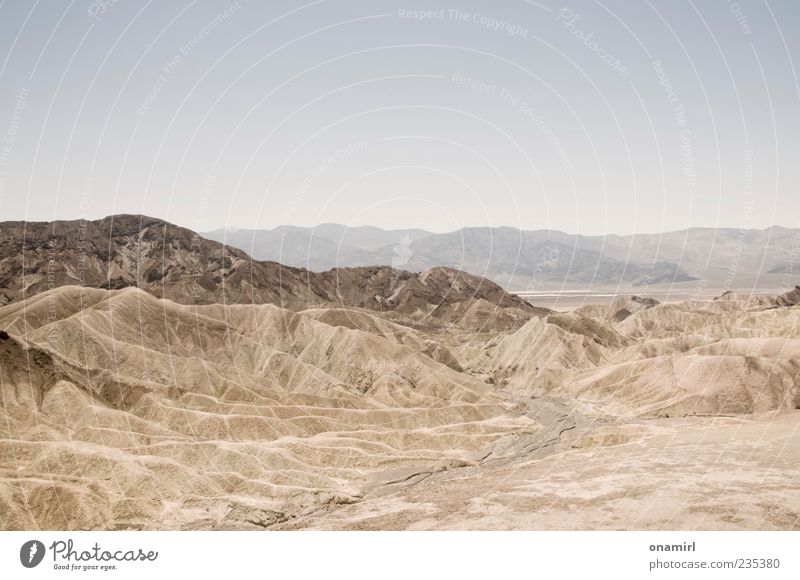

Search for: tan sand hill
xmin=1 ymin=284 xmax=798 ymax=530
xmin=0 ymin=286 xmax=538 ymax=530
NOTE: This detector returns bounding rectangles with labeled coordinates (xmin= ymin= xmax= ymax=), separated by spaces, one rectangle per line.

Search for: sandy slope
xmin=0 ymin=287 xmax=537 ymax=530
xmin=0 ymin=285 xmax=798 ymax=530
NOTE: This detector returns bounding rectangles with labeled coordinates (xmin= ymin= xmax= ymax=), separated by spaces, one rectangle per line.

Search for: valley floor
xmin=277 ymin=411 xmax=800 ymax=530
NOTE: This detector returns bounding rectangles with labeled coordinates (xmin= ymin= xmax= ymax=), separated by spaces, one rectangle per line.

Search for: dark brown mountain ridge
xmin=0 ymin=215 xmax=538 ymax=330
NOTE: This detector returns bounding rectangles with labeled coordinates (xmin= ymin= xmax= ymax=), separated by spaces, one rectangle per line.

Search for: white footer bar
xmin=1 ymin=531 xmax=796 ymax=579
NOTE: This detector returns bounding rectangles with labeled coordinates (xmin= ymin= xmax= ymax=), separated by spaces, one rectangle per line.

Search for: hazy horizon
xmin=3 ymin=211 xmax=800 ymax=238
xmin=200 ymin=219 xmax=800 ymax=237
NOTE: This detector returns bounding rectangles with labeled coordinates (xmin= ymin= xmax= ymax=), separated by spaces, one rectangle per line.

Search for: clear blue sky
xmin=0 ymin=0 xmax=798 ymax=234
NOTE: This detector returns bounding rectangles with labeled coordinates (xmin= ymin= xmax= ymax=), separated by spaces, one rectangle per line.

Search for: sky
xmin=0 ymin=0 xmax=798 ymax=235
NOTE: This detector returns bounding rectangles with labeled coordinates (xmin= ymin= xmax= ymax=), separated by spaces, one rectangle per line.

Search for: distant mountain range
xmin=204 ymin=224 xmax=800 ymax=290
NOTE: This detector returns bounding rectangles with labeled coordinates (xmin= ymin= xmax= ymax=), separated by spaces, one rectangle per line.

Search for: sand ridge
xmin=0 ymin=270 xmax=798 ymax=529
